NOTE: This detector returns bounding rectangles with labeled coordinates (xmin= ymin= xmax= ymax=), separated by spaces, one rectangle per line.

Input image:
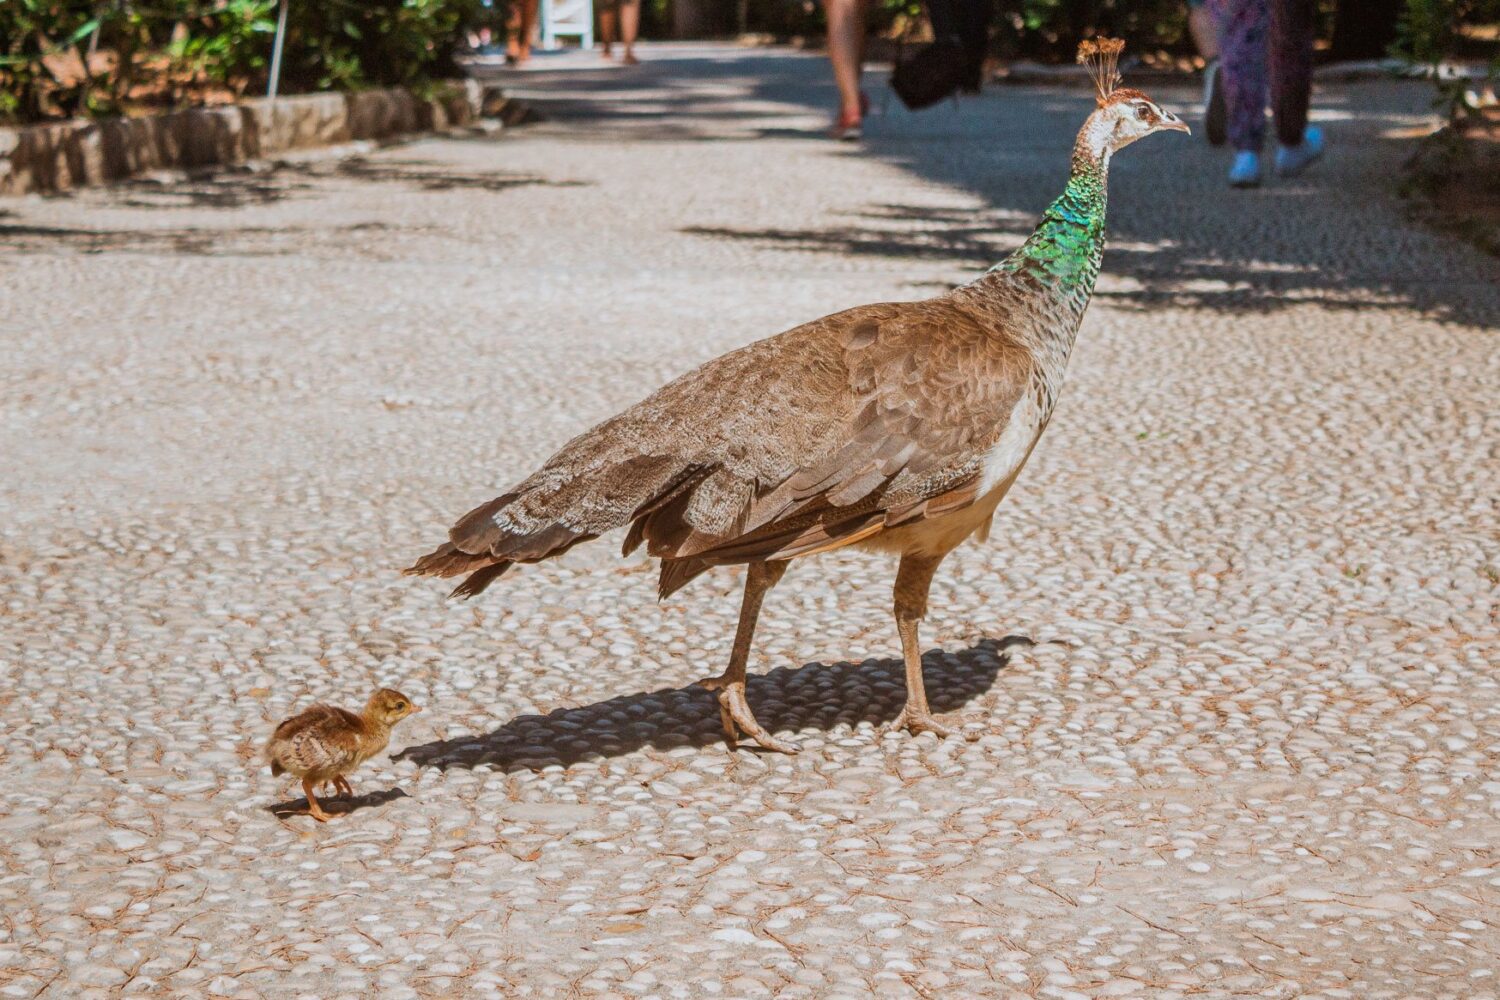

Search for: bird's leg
xmin=698 ymin=560 xmax=798 ymax=754
xmin=333 ymin=776 xmax=353 ymax=798
xmin=302 ymin=778 xmax=332 ymax=822
xmin=889 ymin=553 xmax=974 ymax=740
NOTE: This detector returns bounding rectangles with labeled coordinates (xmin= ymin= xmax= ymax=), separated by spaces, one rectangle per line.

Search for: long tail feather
xmin=405 ymin=542 xmax=493 ymax=578
xmin=451 ymin=561 xmax=514 ymax=599
xmin=658 ymin=558 xmax=711 ymax=599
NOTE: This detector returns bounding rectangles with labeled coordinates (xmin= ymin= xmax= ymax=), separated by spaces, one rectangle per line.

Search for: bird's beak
xmin=411 ymin=705 xmax=423 ymax=713
xmin=1160 ymin=112 xmax=1190 ymax=135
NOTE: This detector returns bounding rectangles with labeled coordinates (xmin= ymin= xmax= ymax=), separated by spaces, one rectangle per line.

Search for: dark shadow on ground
xmin=397 ymin=635 xmax=1032 ymax=772
xmin=266 ymin=786 xmax=409 ymax=820
xmin=31 ymin=157 xmax=587 ymax=214
xmin=0 ymin=219 xmax=408 ymax=256
xmin=112 ymin=170 xmax=308 ymax=209
xmin=0 ymin=154 xmax=587 ymax=254
xmin=311 ymin=156 xmax=589 ymax=193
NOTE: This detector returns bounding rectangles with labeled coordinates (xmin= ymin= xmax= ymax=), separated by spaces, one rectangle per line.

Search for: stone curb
xmin=0 ymin=79 xmax=514 ymax=196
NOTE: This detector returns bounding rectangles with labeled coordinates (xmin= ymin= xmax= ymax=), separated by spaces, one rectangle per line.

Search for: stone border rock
xmin=0 ymin=79 xmax=520 ymax=196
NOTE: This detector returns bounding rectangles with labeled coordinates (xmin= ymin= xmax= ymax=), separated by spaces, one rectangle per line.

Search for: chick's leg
xmin=698 ymin=560 xmax=796 ymax=753
xmin=889 ymin=552 xmax=973 ymax=739
xmin=333 ymin=776 xmax=353 ymax=798
xmin=302 ymin=778 xmax=332 ymax=822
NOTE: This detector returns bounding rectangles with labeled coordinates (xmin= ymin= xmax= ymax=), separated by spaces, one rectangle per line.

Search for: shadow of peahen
xmin=408 ymin=40 xmax=1188 ymax=753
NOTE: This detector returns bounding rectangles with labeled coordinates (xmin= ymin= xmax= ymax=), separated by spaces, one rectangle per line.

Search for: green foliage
xmin=994 ymin=0 xmax=1188 ymax=59
xmin=0 ymin=0 xmax=487 ymax=124
xmin=168 ymin=0 xmax=279 ymax=95
xmin=276 ymin=0 xmax=487 ymax=93
xmin=0 ymin=1 xmax=104 ymax=121
xmin=1392 ymin=0 xmax=1500 ymax=125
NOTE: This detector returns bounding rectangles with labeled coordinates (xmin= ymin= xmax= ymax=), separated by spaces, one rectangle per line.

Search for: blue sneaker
xmin=1228 ymin=151 xmax=1261 ymax=188
xmin=1275 ymin=126 xmax=1325 ymax=177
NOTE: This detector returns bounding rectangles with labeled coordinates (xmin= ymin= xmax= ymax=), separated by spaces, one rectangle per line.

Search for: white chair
xmin=540 ymin=0 xmax=595 ymax=51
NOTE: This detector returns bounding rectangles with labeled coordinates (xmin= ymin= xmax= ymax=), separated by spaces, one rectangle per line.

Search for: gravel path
xmin=2 ymin=43 xmax=1498 ymax=999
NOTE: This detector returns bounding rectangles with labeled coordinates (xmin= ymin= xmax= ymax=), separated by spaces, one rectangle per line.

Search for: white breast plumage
xmin=978 ymin=391 xmax=1045 ymax=497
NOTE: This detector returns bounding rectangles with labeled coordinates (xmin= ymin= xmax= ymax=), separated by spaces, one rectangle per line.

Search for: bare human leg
xmin=619 ymin=0 xmax=640 ymax=64
xmin=698 ymin=560 xmax=797 ymax=753
xmin=507 ymin=0 xmax=538 ymax=64
xmin=824 ymin=0 xmax=867 ymax=134
xmin=600 ymin=1 xmax=616 ymax=57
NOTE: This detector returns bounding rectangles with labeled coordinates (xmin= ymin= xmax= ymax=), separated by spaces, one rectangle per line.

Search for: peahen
xmin=408 ymin=41 xmax=1188 ymax=753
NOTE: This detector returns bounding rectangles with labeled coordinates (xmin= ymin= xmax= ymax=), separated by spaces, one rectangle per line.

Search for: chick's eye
xmin=1135 ymin=104 xmax=1151 ymax=120
xmin=395 ymin=702 xmax=407 ymax=710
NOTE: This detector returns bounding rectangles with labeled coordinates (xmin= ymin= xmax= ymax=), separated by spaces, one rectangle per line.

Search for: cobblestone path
xmin=2 ymin=44 xmax=1498 ymax=999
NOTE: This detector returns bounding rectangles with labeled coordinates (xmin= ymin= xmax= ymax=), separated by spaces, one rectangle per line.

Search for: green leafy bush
xmin=0 ymin=1 xmax=106 ymax=121
xmin=1392 ymin=0 xmax=1500 ymax=126
xmin=993 ymin=0 xmax=1189 ymax=60
xmin=0 ymin=0 xmax=487 ymax=124
xmin=275 ymin=0 xmax=486 ymax=93
xmin=168 ymin=0 xmax=280 ymax=96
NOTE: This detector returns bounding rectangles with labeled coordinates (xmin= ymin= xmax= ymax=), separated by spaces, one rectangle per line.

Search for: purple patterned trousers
xmin=1208 ymin=0 xmax=1315 ymax=151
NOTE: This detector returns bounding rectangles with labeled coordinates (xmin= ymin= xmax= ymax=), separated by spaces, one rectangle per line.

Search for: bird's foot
xmin=697 ymin=674 xmax=800 ymax=754
xmin=888 ymin=705 xmax=976 ymax=741
xmin=301 ymin=778 xmax=335 ymax=822
xmin=333 ymin=776 xmax=353 ymax=799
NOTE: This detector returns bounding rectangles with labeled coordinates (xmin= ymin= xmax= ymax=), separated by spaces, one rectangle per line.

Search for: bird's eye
xmin=395 ymin=701 xmax=407 ymax=710
xmin=1135 ymin=104 xmax=1151 ymax=120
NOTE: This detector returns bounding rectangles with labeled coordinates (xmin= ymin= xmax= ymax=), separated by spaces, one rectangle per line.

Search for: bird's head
xmin=1075 ymin=39 xmax=1189 ymax=160
xmin=366 ymin=688 xmax=422 ymax=726
xmin=1092 ymin=88 xmax=1189 ymax=152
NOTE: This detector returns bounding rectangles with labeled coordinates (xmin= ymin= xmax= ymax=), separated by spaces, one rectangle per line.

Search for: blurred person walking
xmin=825 ymin=0 xmax=994 ymax=139
xmin=1210 ymin=0 xmax=1325 ymax=187
xmin=1189 ymin=0 xmax=1228 ymax=145
xmin=824 ymin=0 xmax=872 ymax=139
xmin=506 ymin=0 xmax=539 ymax=64
xmin=600 ymin=0 xmax=641 ymax=65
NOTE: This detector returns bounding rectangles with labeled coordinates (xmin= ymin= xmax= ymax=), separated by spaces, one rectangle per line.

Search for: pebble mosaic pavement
xmin=1 ymin=44 xmax=1498 ymax=1000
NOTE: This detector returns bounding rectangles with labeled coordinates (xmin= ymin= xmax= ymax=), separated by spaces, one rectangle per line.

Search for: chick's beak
xmin=411 ymin=705 xmax=423 ymax=713
xmin=1160 ymin=111 xmax=1190 ymax=134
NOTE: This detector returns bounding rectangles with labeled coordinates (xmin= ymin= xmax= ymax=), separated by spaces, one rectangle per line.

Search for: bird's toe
xmin=889 ymin=707 xmax=970 ymax=741
xmin=713 ymin=681 xmax=800 ymax=755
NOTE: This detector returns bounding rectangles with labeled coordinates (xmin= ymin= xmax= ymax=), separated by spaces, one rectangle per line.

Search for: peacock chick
xmin=266 ymin=688 xmax=421 ymax=822
xmin=409 ymin=40 xmax=1187 ymax=753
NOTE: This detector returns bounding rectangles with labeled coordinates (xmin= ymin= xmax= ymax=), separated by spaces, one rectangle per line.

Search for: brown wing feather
xmin=409 ymin=296 xmax=1034 ymax=597
xmin=266 ymin=705 xmax=367 ymax=778
xmin=636 ymin=301 xmax=1032 ymax=566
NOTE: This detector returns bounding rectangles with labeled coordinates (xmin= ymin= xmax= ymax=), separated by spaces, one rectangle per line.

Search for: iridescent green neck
xmin=992 ymin=145 xmax=1108 ymax=294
